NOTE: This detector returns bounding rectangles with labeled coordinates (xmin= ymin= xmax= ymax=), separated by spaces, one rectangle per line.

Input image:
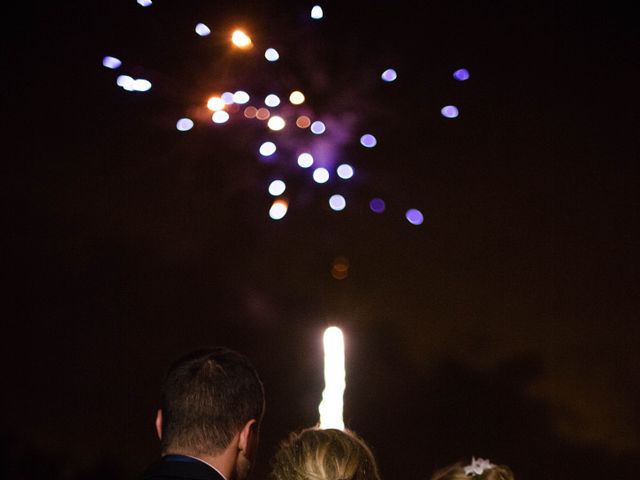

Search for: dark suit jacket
xmin=142 ymin=456 xmax=225 ymax=480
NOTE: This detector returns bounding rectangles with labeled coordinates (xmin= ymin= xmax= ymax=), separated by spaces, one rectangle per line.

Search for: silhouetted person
xmin=270 ymin=427 xmax=382 ymax=480
xmin=142 ymin=347 xmax=265 ymax=480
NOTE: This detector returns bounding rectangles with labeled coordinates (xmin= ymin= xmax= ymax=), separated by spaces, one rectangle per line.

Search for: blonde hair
xmin=270 ymin=427 xmax=382 ymax=480
xmin=431 ymin=461 xmax=514 ymax=480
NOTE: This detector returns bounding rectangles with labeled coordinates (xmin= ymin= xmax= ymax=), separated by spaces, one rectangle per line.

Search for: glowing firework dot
xmin=102 ymin=3 xmax=471 ymax=225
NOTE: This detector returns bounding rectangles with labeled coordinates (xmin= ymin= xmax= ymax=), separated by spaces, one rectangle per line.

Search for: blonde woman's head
xmin=270 ymin=427 xmax=381 ymax=480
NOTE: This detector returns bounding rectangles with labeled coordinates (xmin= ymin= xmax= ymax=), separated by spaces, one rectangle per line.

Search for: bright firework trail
xmin=101 ymin=3 xmax=470 ymax=226
xmin=319 ymin=326 xmax=346 ymax=430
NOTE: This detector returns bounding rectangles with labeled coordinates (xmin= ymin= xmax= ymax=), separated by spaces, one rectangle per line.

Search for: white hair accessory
xmin=463 ymin=457 xmax=494 ymax=476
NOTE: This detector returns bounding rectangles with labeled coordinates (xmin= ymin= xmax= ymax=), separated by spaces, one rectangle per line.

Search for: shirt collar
xmin=182 ymin=455 xmax=227 ymax=480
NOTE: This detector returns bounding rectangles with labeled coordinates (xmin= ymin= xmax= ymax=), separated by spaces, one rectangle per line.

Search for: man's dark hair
xmin=160 ymin=346 xmax=265 ymax=455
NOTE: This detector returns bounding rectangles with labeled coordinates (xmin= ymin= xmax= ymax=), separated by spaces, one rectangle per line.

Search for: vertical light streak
xmin=319 ymin=326 xmax=345 ymax=430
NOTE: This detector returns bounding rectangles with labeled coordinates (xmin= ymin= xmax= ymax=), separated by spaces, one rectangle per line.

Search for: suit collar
xmin=142 ymin=455 xmax=226 ymax=480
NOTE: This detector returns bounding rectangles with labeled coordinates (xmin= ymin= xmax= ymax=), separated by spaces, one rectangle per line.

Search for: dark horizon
xmin=3 ymin=1 xmax=639 ymax=479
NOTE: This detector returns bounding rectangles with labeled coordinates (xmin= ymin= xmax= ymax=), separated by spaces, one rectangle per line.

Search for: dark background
xmin=3 ymin=1 xmax=639 ymax=479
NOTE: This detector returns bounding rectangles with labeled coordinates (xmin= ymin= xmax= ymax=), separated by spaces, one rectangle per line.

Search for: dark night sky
xmin=3 ymin=1 xmax=639 ymax=479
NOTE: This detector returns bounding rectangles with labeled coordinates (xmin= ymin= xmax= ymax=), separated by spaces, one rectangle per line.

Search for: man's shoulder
xmin=141 ymin=457 xmax=225 ymax=480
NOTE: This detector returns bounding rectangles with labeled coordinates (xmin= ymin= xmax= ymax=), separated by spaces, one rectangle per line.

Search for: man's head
xmin=156 ymin=347 xmax=265 ymax=475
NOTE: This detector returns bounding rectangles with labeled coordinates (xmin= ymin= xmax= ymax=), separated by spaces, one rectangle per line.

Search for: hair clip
xmin=464 ymin=457 xmax=494 ymax=476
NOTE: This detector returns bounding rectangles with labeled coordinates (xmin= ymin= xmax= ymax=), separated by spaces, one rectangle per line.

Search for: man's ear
xmin=155 ymin=409 xmax=163 ymax=440
xmin=238 ymin=419 xmax=258 ymax=455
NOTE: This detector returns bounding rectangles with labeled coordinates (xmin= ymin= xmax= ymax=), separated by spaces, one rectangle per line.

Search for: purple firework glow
xmin=101 ymin=4 xmax=469 ymax=224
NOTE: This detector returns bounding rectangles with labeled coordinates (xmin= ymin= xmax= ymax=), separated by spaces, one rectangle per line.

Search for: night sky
xmin=3 ymin=1 xmax=639 ymax=479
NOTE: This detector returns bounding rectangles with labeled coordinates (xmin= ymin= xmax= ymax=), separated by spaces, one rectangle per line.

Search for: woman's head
xmin=431 ymin=458 xmax=514 ymax=480
xmin=271 ymin=427 xmax=381 ymax=480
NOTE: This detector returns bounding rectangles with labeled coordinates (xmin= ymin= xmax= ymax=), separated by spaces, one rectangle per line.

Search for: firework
xmin=102 ymin=3 xmax=468 ymax=225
